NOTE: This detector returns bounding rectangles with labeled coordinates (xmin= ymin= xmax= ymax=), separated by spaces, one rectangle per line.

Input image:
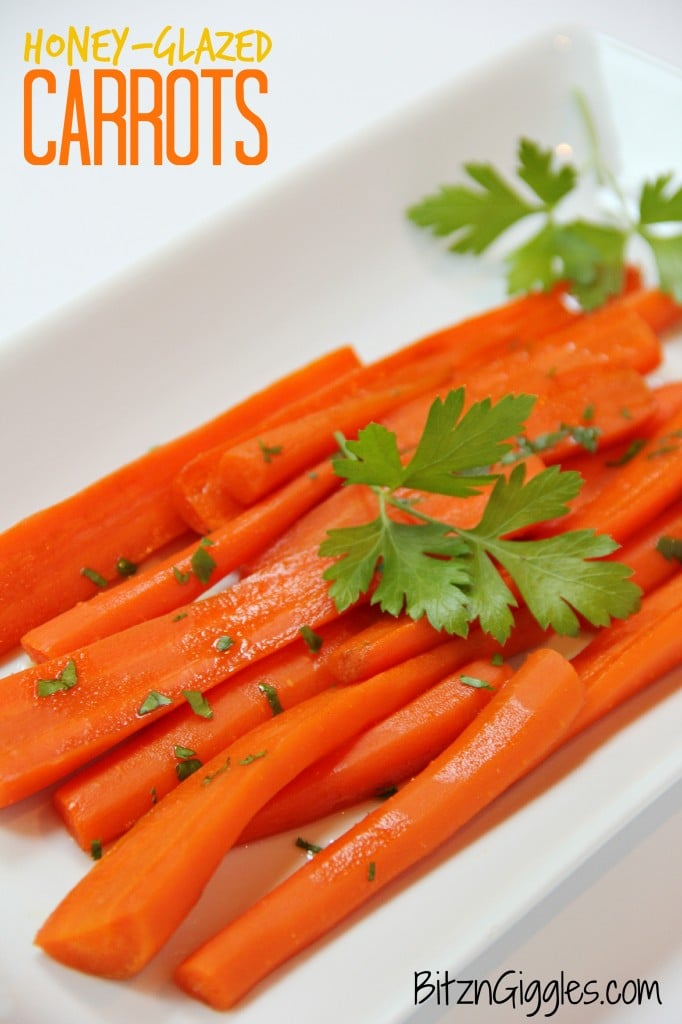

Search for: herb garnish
xmin=115 ymin=557 xmax=138 ymax=577
xmin=174 ymin=745 xmax=203 ymax=781
xmin=172 ymin=566 xmax=191 ymax=585
xmin=258 ymin=681 xmax=284 ymax=716
xmin=605 ymin=439 xmax=647 ymax=467
xmin=138 ymin=690 xmax=173 ymax=715
xmin=296 ymin=836 xmax=323 ymax=857
xmin=258 ymin=439 xmax=283 ymax=463
xmin=407 ymin=95 xmax=682 ymax=309
xmin=90 ymin=839 xmax=103 ymax=861
xmin=191 ymin=538 xmax=216 ymax=585
xmin=655 ymin=536 xmax=682 ymax=563
xmin=239 ymin=751 xmax=267 ymax=765
xmin=299 ymin=625 xmax=323 ymax=653
xmin=81 ymin=566 xmax=108 ymax=588
xmin=460 ymin=675 xmax=496 ymax=691
xmin=214 ymin=635 xmax=234 ymax=652
xmin=182 ymin=689 xmax=214 ymax=719
xmin=36 ymin=658 xmax=78 ymax=697
xmin=319 ymin=388 xmax=640 ymax=642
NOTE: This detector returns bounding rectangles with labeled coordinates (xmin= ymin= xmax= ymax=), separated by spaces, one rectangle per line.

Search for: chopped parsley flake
xmin=138 ymin=690 xmax=173 ymax=716
xmin=173 ymin=566 xmax=191 ymax=585
xmin=605 ymin=438 xmax=646 ymax=466
xmin=202 ymin=758 xmax=231 ymax=785
xmin=115 ymin=557 xmax=138 ymax=577
xmin=239 ymin=750 xmax=267 ymax=765
xmin=490 ymin=652 xmax=505 ymax=666
xmin=176 ymin=758 xmax=203 ymax=781
xmin=299 ymin=624 xmax=323 ymax=653
xmin=368 ymin=861 xmax=376 ymax=881
xmin=191 ymin=538 xmax=217 ymax=584
xmin=215 ymin=635 xmax=234 ymax=652
xmin=36 ymin=658 xmax=78 ymax=697
xmin=90 ymin=839 xmax=103 ymax=861
xmin=81 ymin=566 xmax=108 ymax=588
xmin=258 ymin=681 xmax=284 ymax=716
xmin=460 ymin=675 xmax=496 ymax=691
xmin=182 ymin=689 xmax=214 ymax=719
xmin=258 ymin=438 xmax=283 ymax=463
xmin=296 ymin=836 xmax=323 ymax=857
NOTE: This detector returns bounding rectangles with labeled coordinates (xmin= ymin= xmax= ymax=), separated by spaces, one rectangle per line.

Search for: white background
xmin=1 ymin=2 xmax=681 ymax=1022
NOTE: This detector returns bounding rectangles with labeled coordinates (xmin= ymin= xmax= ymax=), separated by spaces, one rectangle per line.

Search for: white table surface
xmin=1 ymin=2 xmax=681 ymax=1022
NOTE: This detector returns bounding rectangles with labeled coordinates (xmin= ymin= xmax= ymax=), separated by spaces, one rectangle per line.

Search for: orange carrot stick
xmin=34 ymin=633 xmax=512 ymax=979
xmin=239 ymin=657 xmax=512 ymax=842
xmin=0 ymin=547 xmax=343 ymax=808
xmin=174 ymin=648 xmax=583 ymax=1009
xmin=565 ymin=405 xmax=682 ymax=543
xmin=383 ymin=308 xmax=661 ymax=453
xmin=565 ymin=570 xmax=682 ymax=740
xmin=607 ymin=501 xmax=682 ymax=593
xmin=22 ymin=458 xmax=342 ymax=661
xmin=0 ymin=346 xmax=360 ymax=657
xmin=217 ymin=372 xmax=451 ymax=506
xmin=619 ymin=286 xmax=682 ymax=334
xmin=52 ymin=608 xmax=378 ymax=851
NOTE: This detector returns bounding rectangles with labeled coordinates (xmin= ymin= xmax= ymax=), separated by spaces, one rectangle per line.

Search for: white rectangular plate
xmin=1 ymin=26 xmax=681 ymax=1024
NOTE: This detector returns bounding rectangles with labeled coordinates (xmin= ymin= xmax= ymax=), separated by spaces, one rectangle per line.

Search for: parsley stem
xmin=573 ymin=89 xmax=636 ymax=231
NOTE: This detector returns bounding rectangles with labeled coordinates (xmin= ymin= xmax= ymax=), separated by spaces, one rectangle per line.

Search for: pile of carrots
xmin=1 ymin=270 xmax=682 ymax=1010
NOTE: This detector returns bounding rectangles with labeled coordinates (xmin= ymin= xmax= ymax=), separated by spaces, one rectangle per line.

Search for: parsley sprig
xmin=319 ymin=389 xmax=640 ymax=642
xmin=407 ymin=96 xmax=682 ymax=309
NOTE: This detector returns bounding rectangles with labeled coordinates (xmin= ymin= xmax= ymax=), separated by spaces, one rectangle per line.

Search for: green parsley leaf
xmin=191 ymin=539 xmax=217 ymax=585
xmin=460 ymin=675 xmax=496 ymax=691
xmin=173 ymin=566 xmax=191 ymax=585
xmin=407 ymin=163 xmax=537 ymax=254
xmin=321 ymin=517 xmax=471 ymax=634
xmin=90 ymin=839 xmax=103 ymax=861
xmin=182 ymin=689 xmax=214 ymax=719
xmin=640 ymin=232 xmax=682 ymax=302
xmin=320 ymin=390 xmax=641 ymax=642
xmin=655 ymin=535 xmax=682 ymax=562
xmin=367 ymin=861 xmax=376 ymax=881
xmin=333 ymin=422 xmax=405 ymax=490
xmin=36 ymin=658 xmax=78 ymax=697
xmin=517 ymin=138 xmax=577 ymax=206
xmin=490 ymin=652 xmax=504 ymax=666
xmin=258 ymin=681 xmax=284 ymax=715
xmin=138 ymin=690 xmax=173 ymax=716
xmin=81 ymin=566 xmax=108 ymax=588
xmin=554 ymin=221 xmax=628 ymax=310
xmin=299 ymin=625 xmax=323 ymax=653
xmin=407 ymin=98 xmax=682 ymax=308
xmin=639 ymin=173 xmax=682 ymax=224
xmin=400 ymin=391 xmax=535 ymax=496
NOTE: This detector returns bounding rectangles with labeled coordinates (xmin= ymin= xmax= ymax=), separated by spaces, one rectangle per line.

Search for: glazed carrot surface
xmin=1 ymin=275 xmax=681 ymax=1021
